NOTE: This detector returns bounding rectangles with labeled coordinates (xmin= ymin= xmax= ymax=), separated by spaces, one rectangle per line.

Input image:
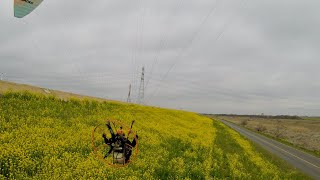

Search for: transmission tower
xmin=138 ymin=67 xmax=145 ymax=104
xmin=127 ymin=84 xmax=132 ymax=103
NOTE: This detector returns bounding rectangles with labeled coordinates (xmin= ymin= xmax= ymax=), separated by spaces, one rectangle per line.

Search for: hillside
xmin=0 ymin=80 xmax=118 ymax=102
xmin=0 ymin=81 xmax=309 ymax=179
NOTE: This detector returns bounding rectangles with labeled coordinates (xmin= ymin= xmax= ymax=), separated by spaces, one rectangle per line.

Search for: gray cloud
xmin=1 ymin=0 xmax=320 ymax=116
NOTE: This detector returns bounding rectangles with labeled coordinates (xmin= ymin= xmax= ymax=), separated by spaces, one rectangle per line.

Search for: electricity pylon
xmin=138 ymin=67 xmax=145 ymax=104
xmin=127 ymin=84 xmax=132 ymax=103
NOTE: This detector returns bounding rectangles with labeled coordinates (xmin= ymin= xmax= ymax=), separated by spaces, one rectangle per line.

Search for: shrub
xmin=255 ymin=124 xmax=266 ymax=132
xmin=240 ymin=120 xmax=248 ymax=126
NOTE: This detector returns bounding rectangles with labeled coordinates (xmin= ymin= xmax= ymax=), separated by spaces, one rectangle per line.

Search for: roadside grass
xmin=245 ymin=128 xmax=320 ymax=158
xmin=211 ymin=115 xmax=320 ymax=158
xmin=211 ymin=120 xmax=310 ymax=179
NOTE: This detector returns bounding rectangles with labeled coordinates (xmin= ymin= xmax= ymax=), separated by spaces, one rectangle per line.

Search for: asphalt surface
xmin=220 ymin=120 xmax=320 ymax=179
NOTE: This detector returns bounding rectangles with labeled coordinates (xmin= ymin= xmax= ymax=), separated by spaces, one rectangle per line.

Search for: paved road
xmin=220 ymin=120 xmax=320 ymax=179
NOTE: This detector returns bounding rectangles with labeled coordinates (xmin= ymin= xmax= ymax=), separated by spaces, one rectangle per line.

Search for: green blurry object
xmin=14 ymin=0 xmax=43 ymax=18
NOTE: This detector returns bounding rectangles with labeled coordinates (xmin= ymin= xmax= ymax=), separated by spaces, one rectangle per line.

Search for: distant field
xmin=303 ymin=116 xmax=320 ymax=121
xmin=212 ymin=115 xmax=320 ymax=157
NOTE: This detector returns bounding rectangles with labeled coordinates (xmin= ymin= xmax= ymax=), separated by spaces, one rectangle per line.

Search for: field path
xmin=220 ymin=119 xmax=320 ymax=179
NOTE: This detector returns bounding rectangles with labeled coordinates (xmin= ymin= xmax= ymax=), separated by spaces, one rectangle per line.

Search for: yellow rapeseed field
xmin=0 ymin=91 xmax=309 ymax=179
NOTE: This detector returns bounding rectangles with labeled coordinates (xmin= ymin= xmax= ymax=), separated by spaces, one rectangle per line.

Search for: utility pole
xmin=127 ymin=84 xmax=132 ymax=103
xmin=138 ymin=66 xmax=145 ymax=104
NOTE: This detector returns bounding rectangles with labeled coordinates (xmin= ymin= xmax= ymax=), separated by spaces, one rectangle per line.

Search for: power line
xmin=146 ymin=0 xmax=249 ymax=103
xmin=146 ymin=0 xmax=221 ymax=102
xmin=145 ymin=0 xmax=185 ymax=92
xmin=131 ymin=1 xmax=140 ymax=95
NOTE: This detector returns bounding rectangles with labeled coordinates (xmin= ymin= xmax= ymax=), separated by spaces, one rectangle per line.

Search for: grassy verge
xmin=257 ymin=131 xmax=320 ymax=158
xmin=213 ymin=116 xmax=320 ymax=158
xmin=210 ymin=120 xmax=310 ymax=179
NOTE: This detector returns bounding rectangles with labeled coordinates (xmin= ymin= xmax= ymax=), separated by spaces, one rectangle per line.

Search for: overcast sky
xmin=1 ymin=0 xmax=320 ymax=116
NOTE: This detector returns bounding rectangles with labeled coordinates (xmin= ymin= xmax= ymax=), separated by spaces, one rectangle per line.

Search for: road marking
xmin=223 ymin=121 xmax=320 ymax=169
